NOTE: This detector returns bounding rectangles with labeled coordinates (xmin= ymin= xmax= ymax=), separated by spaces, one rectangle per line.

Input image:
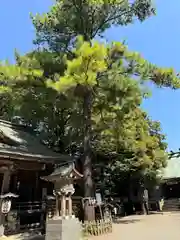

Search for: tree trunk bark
xmin=83 ymin=90 xmax=95 ymax=221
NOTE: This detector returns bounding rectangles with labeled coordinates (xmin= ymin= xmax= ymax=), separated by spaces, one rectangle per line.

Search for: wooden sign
xmin=82 ymin=197 xmax=96 ymax=207
xmin=95 ymin=193 xmax=102 ymax=205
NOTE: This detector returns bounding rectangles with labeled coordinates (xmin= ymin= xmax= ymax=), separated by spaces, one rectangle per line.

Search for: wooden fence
xmin=82 ymin=218 xmax=112 ymax=236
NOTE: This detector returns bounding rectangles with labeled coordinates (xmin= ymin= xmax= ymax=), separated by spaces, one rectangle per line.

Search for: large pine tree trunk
xmin=83 ymin=90 xmax=95 ymax=221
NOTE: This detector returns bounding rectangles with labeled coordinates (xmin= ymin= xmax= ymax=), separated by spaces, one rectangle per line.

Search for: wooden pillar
xmin=35 ymin=172 xmax=39 ymax=201
xmin=1 ymin=169 xmax=11 ymax=194
xmin=68 ymin=195 xmax=72 ymax=216
xmin=13 ymin=174 xmax=18 ymax=193
xmin=61 ymin=195 xmax=66 ymax=217
xmin=41 ymin=188 xmax=47 ymax=233
xmin=42 ymin=188 xmax=47 ymax=201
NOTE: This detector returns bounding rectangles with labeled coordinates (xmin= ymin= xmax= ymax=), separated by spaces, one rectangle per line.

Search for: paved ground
xmin=1 ymin=213 xmax=180 ymax=240
xmin=90 ymin=212 xmax=180 ymax=240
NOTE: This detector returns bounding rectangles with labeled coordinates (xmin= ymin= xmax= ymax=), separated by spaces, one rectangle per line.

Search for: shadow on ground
xmin=113 ymin=218 xmax=141 ymax=224
xmin=18 ymin=234 xmax=45 ymax=240
xmin=149 ymin=211 xmax=163 ymax=215
xmin=3 ymin=233 xmax=45 ymax=240
xmin=22 ymin=236 xmax=44 ymax=240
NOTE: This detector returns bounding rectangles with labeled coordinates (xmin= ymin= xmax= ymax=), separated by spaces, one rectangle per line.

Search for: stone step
xmin=163 ymin=206 xmax=180 ymax=211
xmin=164 ymin=202 xmax=180 ymax=205
xmin=163 ymin=209 xmax=180 ymax=212
xmin=163 ymin=204 xmax=180 ymax=208
xmin=163 ymin=205 xmax=180 ymax=208
xmin=163 ymin=203 xmax=180 ymax=206
xmin=162 ymin=199 xmax=180 ymax=211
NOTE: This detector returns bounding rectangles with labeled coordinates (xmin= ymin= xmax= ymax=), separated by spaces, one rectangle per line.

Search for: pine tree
xmin=46 ymin=38 xmax=180 ymax=219
xmin=0 ymin=0 xmax=179 ymax=221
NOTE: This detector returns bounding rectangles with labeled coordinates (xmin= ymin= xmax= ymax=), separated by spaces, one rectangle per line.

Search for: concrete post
xmin=68 ymin=195 xmax=72 ymax=216
xmin=61 ymin=195 xmax=66 ymax=217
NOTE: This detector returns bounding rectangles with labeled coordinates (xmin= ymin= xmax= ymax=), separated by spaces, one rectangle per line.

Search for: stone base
xmin=45 ymin=217 xmax=82 ymax=240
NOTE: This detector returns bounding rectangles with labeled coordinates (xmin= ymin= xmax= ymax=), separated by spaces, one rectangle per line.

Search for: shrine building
xmin=0 ymin=119 xmax=74 ymax=233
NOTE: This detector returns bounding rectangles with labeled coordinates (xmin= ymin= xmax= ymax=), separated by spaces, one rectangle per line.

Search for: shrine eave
xmin=0 ymin=120 xmax=71 ymax=163
xmin=0 ymin=150 xmax=71 ymax=164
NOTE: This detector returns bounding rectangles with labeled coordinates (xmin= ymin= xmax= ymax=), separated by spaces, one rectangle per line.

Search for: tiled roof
xmin=162 ymin=157 xmax=180 ymax=179
xmin=41 ymin=162 xmax=83 ymax=182
xmin=0 ymin=119 xmax=71 ymax=163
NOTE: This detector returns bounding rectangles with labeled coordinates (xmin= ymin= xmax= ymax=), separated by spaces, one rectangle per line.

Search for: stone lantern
xmin=41 ymin=161 xmax=83 ymax=240
xmin=0 ymin=193 xmax=18 ymax=236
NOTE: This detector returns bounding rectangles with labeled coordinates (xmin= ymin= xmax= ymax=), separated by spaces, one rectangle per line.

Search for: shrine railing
xmin=14 ymin=201 xmax=44 ymax=212
xmin=4 ymin=201 xmax=46 ymax=235
xmin=4 ymin=196 xmax=84 ymax=235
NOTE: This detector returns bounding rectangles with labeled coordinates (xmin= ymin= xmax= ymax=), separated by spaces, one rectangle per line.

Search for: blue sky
xmin=0 ymin=0 xmax=180 ymax=151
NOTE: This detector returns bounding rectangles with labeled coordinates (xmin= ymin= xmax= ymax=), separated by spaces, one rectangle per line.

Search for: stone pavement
xmin=90 ymin=213 xmax=180 ymax=240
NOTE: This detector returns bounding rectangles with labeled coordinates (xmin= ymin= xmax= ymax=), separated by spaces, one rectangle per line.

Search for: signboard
xmin=95 ymin=193 xmax=102 ymax=205
xmin=1 ymin=199 xmax=11 ymax=214
xmin=82 ymin=197 xmax=96 ymax=208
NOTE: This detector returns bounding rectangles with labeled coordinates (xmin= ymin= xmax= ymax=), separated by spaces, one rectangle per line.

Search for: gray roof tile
xmin=0 ymin=120 xmax=71 ymax=162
